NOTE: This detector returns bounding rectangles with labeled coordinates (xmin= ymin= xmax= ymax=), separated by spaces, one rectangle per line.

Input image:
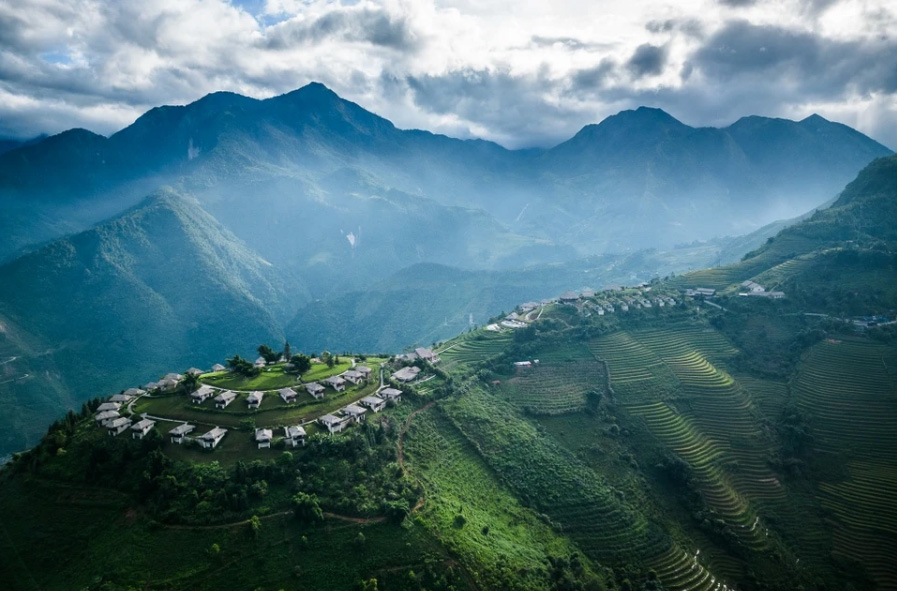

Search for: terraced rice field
xmin=439 ymin=331 xmax=512 ymax=367
xmin=588 ymin=332 xmax=680 ymax=401
xmin=501 ymin=350 xmax=607 ymax=415
xmin=648 ymin=546 xmax=730 ymax=591
xmin=793 ymin=338 xmax=897 ymax=589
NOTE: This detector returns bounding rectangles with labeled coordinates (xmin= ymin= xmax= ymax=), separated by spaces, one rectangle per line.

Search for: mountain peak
xmin=801 ymin=113 xmax=829 ymax=124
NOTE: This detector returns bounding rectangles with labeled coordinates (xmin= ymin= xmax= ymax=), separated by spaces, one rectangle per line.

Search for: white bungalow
xmin=95 ymin=410 xmax=120 ymax=426
xmin=186 ymin=367 xmax=205 ymax=377
xmin=379 ymin=387 xmax=403 ymax=402
xmin=343 ymin=369 xmax=364 ymax=385
xmin=393 ymin=366 xmax=421 ymax=383
xmin=169 ymin=423 xmax=195 ymax=444
xmin=106 ymin=417 xmax=131 ymax=437
xmin=198 ymin=426 xmax=227 ymax=449
xmin=343 ymin=404 xmax=367 ymax=423
xmin=214 ymin=390 xmax=237 ymax=409
xmin=191 ymin=385 xmax=216 ymax=404
xmin=97 ymin=402 xmax=121 ymax=413
xmin=519 ymin=302 xmax=539 ymax=312
xmin=305 ymin=382 xmax=325 ymax=399
xmin=157 ymin=377 xmax=180 ymax=391
xmin=123 ymin=388 xmax=145 ymax=398
xmin=254 ymin=357 xmax=267 ymax=368
xmin=143 ymin=380 xmax=160 ymax=391
xmin=131 ymin=418 xmax=156 ymax=439
xmin=284 ymin=425 xmax=307 ymax=447
xmin=359 ymin=396 xmax=386 ymax=413
xmin=108 ymin=394 xmax=133 ymax=404
xmin=319 ymin=413 xmax=350 ymax=434
xmin=414 ymin=347 xmax=439 ymax=363
xmin=356 ymin=366 xmax=372 ymax=379
xmin=247 ymin=391 xmax=264 ymax=409
xmin=324 ymin=375 xmax=346 ymax=392
xmin=255 ymin=428 xmax=274 ymax=449
xmin=211 ymin=363 xmax=227 ymax=372
xmin=278 ymin=387 xmax=298 ymax=403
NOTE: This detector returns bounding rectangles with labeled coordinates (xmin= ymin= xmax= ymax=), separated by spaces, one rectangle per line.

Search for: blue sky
xmin=0 ymin=0 xmax=894 ymax=148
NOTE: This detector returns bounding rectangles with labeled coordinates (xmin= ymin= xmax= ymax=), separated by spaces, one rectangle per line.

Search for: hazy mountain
xmin=0 ymin=190 xmax=303 ymax=457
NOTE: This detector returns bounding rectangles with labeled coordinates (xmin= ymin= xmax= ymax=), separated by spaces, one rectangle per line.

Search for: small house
xmin=305 ymin=382 xmax=325 ymax=399
xmin=284 ymin=424 xmax=306 ymax=447
xmin=514 ymin=361 xmax=532 ymax=368
xmin=97 ymin=402 xmax=121 ymax=413
xmin=324 ymin=375 xmax=346 ymax=392
xmin=198 ymin=426 xmax=227 ymax=449
xmin=123 ymin=388 xmax=145 ymax=397
xmin=581 ymin=288 xmax=596 ymax=298
xmin=695 ymin=287 xmax=716 ymax=297
xmin=343 ymin=369 xmax=364 ymax=385
xmin=519 ymin=302 xmax=539 ymax=312
xmin=186 ymin=367 xmax=205 ymax=377
xmin=359 ymin=396 xmax=386 ymax=413
xmin=211 ymin=363 xmax=227 ymax=372
xmin=169 ymin=423 xmax=195 ymax=444
xmin=95 ymin=410 xmax=120 ymax=426
xmin=255 ymin=428 xmax=274 ymax=449
xmin=414 ymin=347 xmax=439 ymax=363
xmin=319 ymin=413 xmax=350 ymax=434
xmin=379 ymin=387 xmax=402 ymax=402
xmin=343 ymin=404 xmax=367 ymax=423
xmin=247 ymin=391 xmax=264 ymax=409
xmin=163 ymin=373 xmax=183 ymax=383
xmin=157 ymin=377 xmax=180 ymax=391
xmin=393 ymin=366 xmax=421 ymax=383
xmin=143 ymin=381 xmax=160 ymax=390
xmin=108 ymin=394 xmax=133 ymax=404
xmin=278 ymin=387 xmax=298 ymax=403
xmin=214 ymin=390 xmax=237 ymax=408
xmin=356 ymin=366 xmax=372 ymax=379
xmin=191 ymin=385 xmax=216 ymax=404
xmin=254 ymin=357 xmax=267 ymax=368
xmin=560 ymin=291 xmax=579 ymax=303
xmin=107 ymin=417 xmax=131 ymax=437
xmin=396 ymin=353 xmax=417 ymax=362
xmin=131 ymin=418 xmax=156 ymax=439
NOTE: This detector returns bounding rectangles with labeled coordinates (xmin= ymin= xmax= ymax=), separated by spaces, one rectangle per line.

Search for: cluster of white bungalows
xmin=247 ymin=391 xmax=264 ymax=409
xmin=169 ymin=423 xmax=195 ymax=444
xmin=199 ymin=426 xmax=227 ymax=449
xmin=131 ymin=418 xmax=156 ymax=439
xmin=144 ymin=373 xmax=182 ymax=392
xmin=317 ymin=386 xmax=402 ymax=434
xmin=214 ymin=390 xmax=237 ymax=408
xmin=191 ymin=385 xmax=216 ymax=404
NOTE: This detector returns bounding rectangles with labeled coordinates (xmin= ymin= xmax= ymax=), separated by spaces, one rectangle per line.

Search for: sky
xmin=0 ymin=0 xmax=895 ymax=149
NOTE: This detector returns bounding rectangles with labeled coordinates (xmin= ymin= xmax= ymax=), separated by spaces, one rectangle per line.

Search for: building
xmin=559 ymin=291 xmax=579 ymax=303
xmin=284 ymin=424 xmax=307 ymax=447
xmin=379 ymin=387 xmax=403 ymax=402
xmin=186 ymin=367 xmax=205 ymax=377
xmin=191 ymin=385 xmax=216 ymax=404
xmin=324 ymin=375 xmax=346 ymax=392
xmin=131 ymin=418 xmax=156 ymax=439
xmin=254 ymin=357 xmax=267 ymax=368
xmin=343 ymin=369 xmax=364 ymax=385
xmin=581 ymin=289 xmax=596 ymax=298
xmin=156 ymin=377 xmax=180 ymax=391
xmin=95 ymin=410 xmax=120 ymax=426
xmin=343 ymin=404 xmax=367 ymax=423
xmin=319 ymin=413 xmax=350 ymax=434
xmin=96 ymin=401 xmax=121 ymax=413
xmin=198 ymin=426 xmax=227 ymax=449
xmin=169 ymin=423 xmax=195 ymax=444
xmin=214 ymin=390 xmax=237 ymax=409
xmin=514 ymin=361 xmax=533 ymax=368
xmin=356 ymin=366 xmax=372 ymax=379
xmin=106 ymin=417 xmax=131 ymax=436
xmin=359 ymin=395 xmax=387 ymax=412
xmin=211 ymin=363 xmax=227 ymax=372
xmin=695 ymin=287 xmax=716 ymax=297
xmin=414 ymin=347 xmax=439 ymax=363
xmin=108 ymin=394 xmax=133 ymax=404
xmin=247 ymin=391 xmax=264 ymax=409
xmin=123 ymin=388 xmax=145 ymax=398
xmin=519 ymin=302 xmax=539 ymax=312
xmin=393 ymin=366 xmax=421 ymax=383
xmin=163 ymin=373 xmax=183 ymax=382
xmin=255 ymin=428 xmax=274 ymax=449
xmin=305 ymin=382 xmax=325 ymax=399
xmin=278 ymin=387 xmax=297 ymax=403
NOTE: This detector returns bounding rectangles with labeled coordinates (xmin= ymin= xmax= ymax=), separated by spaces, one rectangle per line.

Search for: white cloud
xmin=0 ymin=0 xmax=893 ymax=149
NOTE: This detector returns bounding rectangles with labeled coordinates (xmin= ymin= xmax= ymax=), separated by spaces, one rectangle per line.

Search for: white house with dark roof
xmin=214 ymin=390 xmax=237 ymax=408
xmin=191 ymin=385 xmax=216 ymax=404
xmin=199 ymin=426 xmax=227 ymax=449
xmin=254 ymin=357 xmax=267 ymax=368
xmin=169 ymin=423 xmax=195 ymax=444
xmin=379 ymin=387 xmax=402 ymax=402
xmin=108 ymin=394 xmax=133 ymax=404
xmin=414 ymin=347 xmax=439 ymax=363
xmin=393 ymin=366 xmax=421 ymax=383
xmin=359 ymin=395 xmax=386 ymax=413
xmin=186 ymin=367 xmax=205 ymax=377
xmin=255 ymin=428 xmax=274 ymax=449
xmin=97 ymin=401 xmax=121 ymax=413
xmin=319 ymin=413 xmax=350 ymax=434
xmin=131 ymin=418 xmax=156 ymax=439
xmin=356 ymin=365 xmax=372 ymax=379
xmin=157 ymin=377 xmax=180 ymax=391
xmin=305 ymin=382 xmax=325 ymax=399
xmin=95 ymin=410 xmax=120 ymax=426
xmin=163 ymin=373 xmax=183 ymax=382
xmin=107 ymin=417 xmax=131 ymax=436
xmin=284 ymin=425 xmax=306 ymax=447
xmin=123 ymin=388 xmax=145 ymax=397
xmin=343 ymin=369 xmax=364 ymax=385
xmin=278 ymin=387 xmax=298 ymax=403
xmin=343 ymin=404 xmax=367 ymax=423
xmin=211 ymin=363 xmax=227 ymax=372
xmin=324 ymin=375 xmax=346 ymax=392
xmin=247 ymin=391 xmax=264 ymax=409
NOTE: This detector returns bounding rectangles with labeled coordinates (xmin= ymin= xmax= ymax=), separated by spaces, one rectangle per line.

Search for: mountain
xmin=0 ymin=190 xmax=303 ymax=457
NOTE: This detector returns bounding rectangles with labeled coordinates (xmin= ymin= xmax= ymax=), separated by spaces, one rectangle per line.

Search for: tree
xmin=283 ymin=341 xmax=292 ymax=362
xmin=258 ymin=344 xmax=279 ymax=364
xmin=249 ymin=514 xmax=261 ymax=538
xmin=292 ymin=492 xmax=324 ymax=523
xmin=290 ymin=354 xmax=312 ymax=374
xmin=182 ymin=372 xmax=199 ymax=392
xmin=321 ymin=351 xmax=335 ymax=368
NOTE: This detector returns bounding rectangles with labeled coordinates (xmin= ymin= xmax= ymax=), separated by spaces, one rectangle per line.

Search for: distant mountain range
xmin=0 ymin=83 xmax=892 ymax=457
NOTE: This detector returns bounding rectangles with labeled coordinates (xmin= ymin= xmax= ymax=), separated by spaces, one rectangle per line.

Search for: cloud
xmin=627 ymin=43 xmax=668 ymax=77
